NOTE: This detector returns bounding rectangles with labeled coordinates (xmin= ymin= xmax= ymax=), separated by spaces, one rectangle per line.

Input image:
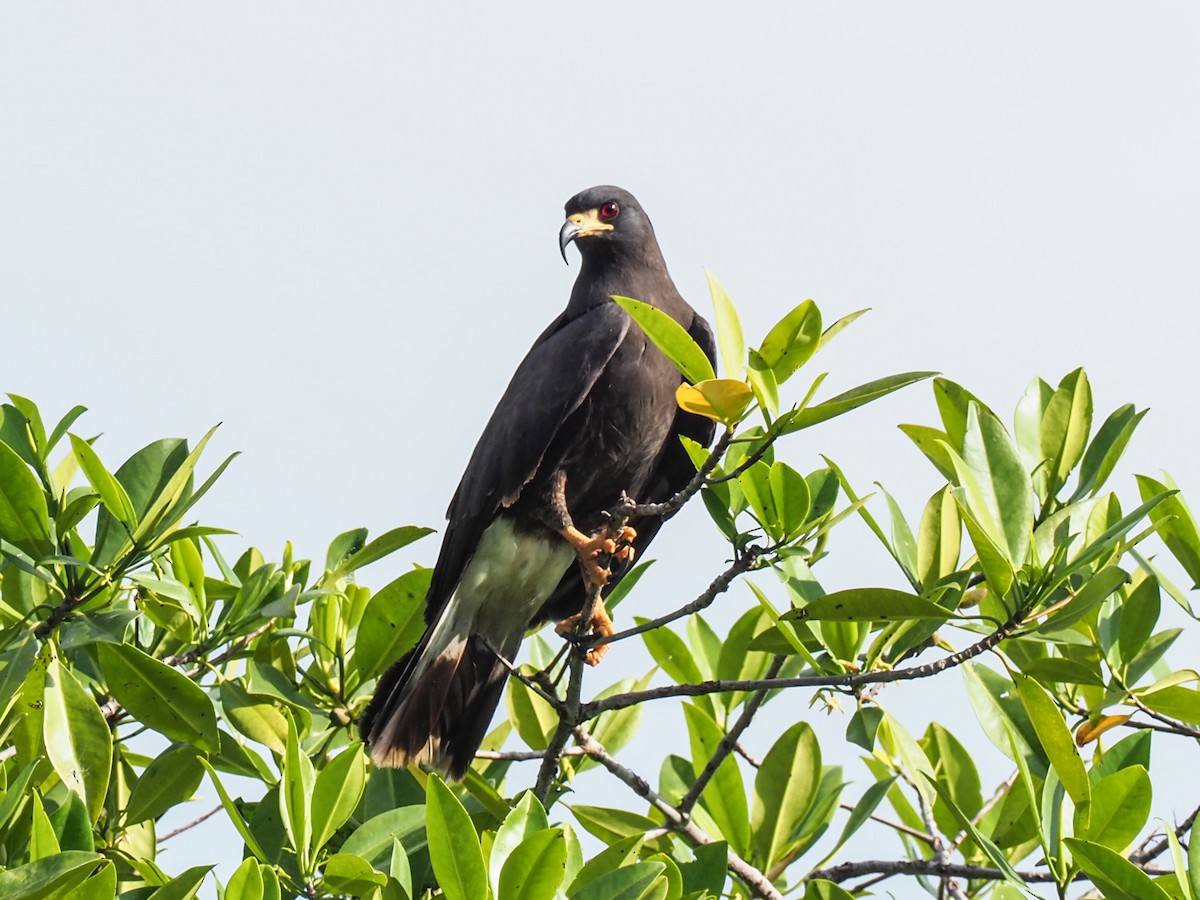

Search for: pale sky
xmin=3 ymin=5 xmax=1198 ymax=896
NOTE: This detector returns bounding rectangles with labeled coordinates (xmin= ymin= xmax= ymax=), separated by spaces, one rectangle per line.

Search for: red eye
xmin=599 ymin=201 xmax=620 ymax=220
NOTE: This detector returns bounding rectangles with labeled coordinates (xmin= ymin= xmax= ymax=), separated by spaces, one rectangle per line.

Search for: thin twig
xmin=584 ymin=608 xmax=1025 ymax=718
xmin=678 ymin=656 xmax=784 ymax=816
xmin=158 ymin=803 xmax=223 ymax=842
xmin=586 ymin=546 xmax=764 ymax=649
xmin=573 ymin=728 xmax=783 ymax=900
xmin=806 ymin=859 xmax=1173 ymax=885
xmin=635 ymin=429 xmax=735 ymax=519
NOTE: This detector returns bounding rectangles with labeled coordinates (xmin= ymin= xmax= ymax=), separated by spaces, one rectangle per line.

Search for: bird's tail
xmin=360 ymin=607 xmax=516 ymax=780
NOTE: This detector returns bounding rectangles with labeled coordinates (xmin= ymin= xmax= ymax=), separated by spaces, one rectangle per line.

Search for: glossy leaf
xmin=491 ymin=792 xmax=550 ymax=890
xmin=751 ymin=721 xmax=820 ymax=868
xmin=0 ymin=438 xmax=52 ymax=557
xmin=311 ymin=743 xmax=368 ymax=855
xmin=125 ymin=743 xmax=205 ymax=825
xmin=98 ymin=642 xmax=219 ymax=752
xmin=43 ymin=657 xmax=112 ymax=823
xmin=280 ymin=711 xmax=315 ymax=870
xmin=1079 ymin=766 xmax=1151 ymax=851
xmin=1072 ymin=403 xmax=1146 ymax=501
xmin=1066 ymin=838 xmax=1172 ymax=900
xmin=676 ymin=379 xmax=754 ymax=427
xmin=683 ymin=704 xmax=750 ymax=855
xmin=426 ymin=775 xmax=488 ymax=900
xmin=498 ymin=828 xmax=567 ymax=900
xmin=786 ymin=588 xmax=954 ymax=623
xmin=146 ymin=866 xmax=212 ymax=900
xmin=758 ymin=299 xmax=822 ymax=383
xmin=1014 ymin=673 xmax=1090 ymax=814
xmin=1137 ymin=474 xmax=1200 ymax=587
xmin=613 ymin=296 xmax=716 ymax=384
xmin=706 ymin=270 xmax=745 ymax=378
xmin=917 ymin=485 xmax=960 ymax=585
xmin=782 ymin=372 xmax=937 ymax=433
xmin=354 ymin=568 xmax=431 ymax=680
xmin=0 ymin=851 xmax=103 ymax=897
xmin=571 ymin=862 xmax=667 ymax=900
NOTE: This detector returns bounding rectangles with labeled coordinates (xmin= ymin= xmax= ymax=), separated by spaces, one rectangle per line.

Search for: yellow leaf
xmin=676 ymin=379 xmax=754 ymax=426
xmin=1074 ymin=713 xmax=1132 ymax=747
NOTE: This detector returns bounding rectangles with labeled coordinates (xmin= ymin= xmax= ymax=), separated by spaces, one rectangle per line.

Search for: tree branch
xmin=678 ymin=656 xmax=783 ymax=816
xmin=573 ymin=728 xmax=783 ymax=900
xmin=806 ymin=858 xmax=1173 ymax=885
xmin=585 ymin=608 xmax=1025 ymax=718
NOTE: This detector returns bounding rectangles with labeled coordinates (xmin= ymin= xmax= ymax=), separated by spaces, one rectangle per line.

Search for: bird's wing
xmin=541 ymin=309 xmax=719 ymax=621
xmin=425 ymin=301 xmax=632 ymax=620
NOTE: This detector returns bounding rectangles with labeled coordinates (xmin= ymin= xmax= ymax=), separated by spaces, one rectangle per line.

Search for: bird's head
xmin=559 ymin=186 xmax=657 ymax=264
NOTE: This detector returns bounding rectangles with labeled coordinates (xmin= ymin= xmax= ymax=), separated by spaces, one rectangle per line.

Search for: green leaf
xmin=785 ymin=588 xmax=955 ymax=623
xmin=782 ymin=372 xmax=937 ymax=433
xmin=1137 ymin=474 xmax=1200 ymax=588
xmin=198 ymin=759 xmax=269 ymax=861
xmin=706 ymin=270 xmax=744 ymax=378
xmin=682 ymin=704 xmax=750 ymax=855
xmin=1013 ymin=673 xmax=1090 ymax=815
xmin=1066 ymin=838 xmax=1172 ymax=900
xmin=93 ymin=438 xmax=189 ymax=564
xmin=43 ymin=657 xmax=112 ymax=823
xmin=751 ymin=721 xmax=820 ymax=869
xmin=505 ymin=668 xmax=558 ymax=751
xmin=1079 ymin=766 xmax=1151 ymax=851
xmin=68 ymin=434 xmax=137 ymax=527
xmin=280 ymin=710 xmax=315 ymax=871
xmin=898 ymin=423 xmax=958 ymax=482
xmin=0 ymin=851 xmax=103 ymax=898
xmin=311 ymin=743 xmax=368 ymax=855
xmin=225 ymin=858 xmax=265 ymax=900
xmin=491 ymin=792 xmax=550 ymax=891
xmin=758 ymin=299 xmax=822 ymax=383
xmin=1040 ymin=368 xmax=1092 ymax=492
xmin=97 ymin=642 xmax=219 ymax=752
xmin=329 ymin=526 xmax=433 ymax=579
xmin=917 ymin=485 xmax=960 ymax=586
xmin=1072 ymin=404 xmax=1146 ymax=501
xmin=571 ymin=862 xmax=667 ymax=900
xmin=613 ymin=296 xmax=715 ymax=384
xmin=804 ymin=881 xmax=855 ymax=900
xmin=738 ymin=461 xmax=780 ymax=539
xmin=220 ymin=681 xmax=290 ymax=755
xmin=354 ymin=568 xmax=431 ymax=680
xmin=425 ymin=774 xmax=488 ymax=900
xmin=568 ymin=805 xmax=660 ymax=845
xmin=146 ymin=866 xmax=212 ymax=900
xmin=30 ymin=792 xmax=60 ymax=860
xmin=0 ymin=634 xmax=38 ymax=723
xmin=124 ymin=743 xmax=205 ymax=825
xmin=0 ymin=438 xmax=52 ymax=558
xmin=770 ymin=461 xmax=811 ymax=540
xmin=924 ymin=776 xmax=1026 ymax=887
xmin=957 ymin=403 xmax=1034 ymax=567
xmin=821 ymin=776 xmax=895 ymax=862
xmin=340 ymin=806 xmax=426 ymax=866
xmin=1138 ymin=685 xmax=1200 ymax=725
xmin=321 ymin=854 xmax=387 ymax=895
xmin=498 ymin=828 xmax=566 ymax=900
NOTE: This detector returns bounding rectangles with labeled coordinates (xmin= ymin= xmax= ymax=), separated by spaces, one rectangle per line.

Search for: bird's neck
xmin=567 ymin=245 xmax=677 ymax=318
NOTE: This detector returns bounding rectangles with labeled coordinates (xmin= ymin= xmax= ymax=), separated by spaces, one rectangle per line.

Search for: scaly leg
xmin=555 ymin=602 xmax=614 ymax=666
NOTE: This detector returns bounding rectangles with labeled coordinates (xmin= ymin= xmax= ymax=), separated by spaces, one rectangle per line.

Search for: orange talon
xmin=555 ymin=603 xmax=614 ymax=666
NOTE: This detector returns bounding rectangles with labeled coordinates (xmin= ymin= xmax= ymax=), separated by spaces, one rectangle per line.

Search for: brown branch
xmin=474 ymin=747 xmax=588 ymax=761
xmin=585 ymin=608 xmax=1025 ymax=718
xmin=586 ymin=545 xmax=764 ymax=649
xmin=1129 ymin=804 xmax=1200 ymax=865
xmin=837 ymin=803 xmax=936 ymax=846
xmin=158 ymin=803 xmax=223 ymax=842
xmin=806 ymin=858 xmax=1173 ymax=885
xmin=678 ymin=656 xmax=784 ymax=816
xmin=573 ymin=728 xmax=783 ymax=900
xmin=634 ymin=429 xmax=734 ymax=519
xmin=533 ymin=578 xmax=602 ymax=801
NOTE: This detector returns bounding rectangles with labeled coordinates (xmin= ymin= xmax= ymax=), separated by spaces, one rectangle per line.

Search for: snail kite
xmin=361 ymin=186 xmax=717 ymax=778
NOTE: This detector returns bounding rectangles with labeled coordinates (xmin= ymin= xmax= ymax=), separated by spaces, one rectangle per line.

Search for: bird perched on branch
xmin=361 ymin=186 xmax=716 ymax=779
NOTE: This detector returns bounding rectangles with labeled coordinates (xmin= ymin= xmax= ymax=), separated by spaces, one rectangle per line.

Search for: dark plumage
xmin=360 ymin=186 xmax=716 ymax=778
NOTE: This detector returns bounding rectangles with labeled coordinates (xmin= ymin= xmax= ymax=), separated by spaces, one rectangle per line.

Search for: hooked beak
xmin=558 ymin=209 xmax=614 ymax=264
